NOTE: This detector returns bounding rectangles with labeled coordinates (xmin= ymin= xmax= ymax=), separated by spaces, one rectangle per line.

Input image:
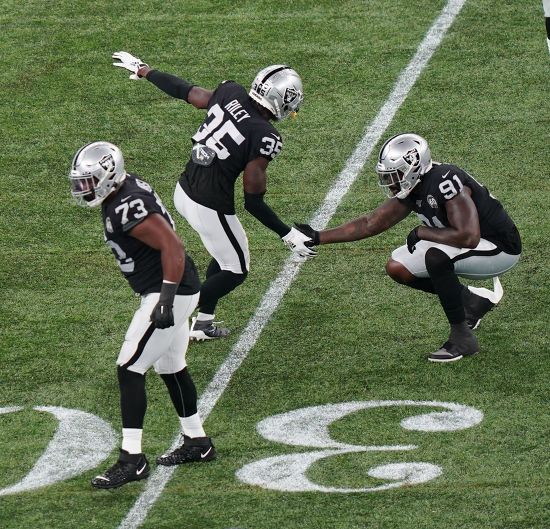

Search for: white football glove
xmin=281 ymin=227 xmax=317 ymax=259
xmin=112 ymin=51 xmax=148 ymax=80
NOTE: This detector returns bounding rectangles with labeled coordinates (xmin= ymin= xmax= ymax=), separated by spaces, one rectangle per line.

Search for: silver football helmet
xmin=69 ymin=141 xmax=127 ymax=207
xmin=376 ymin=133 xmax=432 ymax=199
xmin=249 ymin=65 xmax=304 ymax=120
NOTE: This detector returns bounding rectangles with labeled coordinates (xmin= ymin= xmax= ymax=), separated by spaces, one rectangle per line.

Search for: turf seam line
xmin=117 ymin=1 xmax=467 ymax=526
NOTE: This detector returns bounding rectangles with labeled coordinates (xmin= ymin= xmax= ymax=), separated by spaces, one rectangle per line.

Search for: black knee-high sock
xmin=546 ymin=17 xmax=550 ymax=39
xmin=198 ymin=258 xmax=247 ymax=314
xmin=205 ymin=258 xmax=221 ymax=279
xmin=160 ymin=368 xmax=197 ymax=418
xmin=117 ymin=366 xmax=147 ymax=429
xmin=407 ymin=277 xmax=437 ymax=294
xmin=425 ymin=248 xmax=465 ymax=324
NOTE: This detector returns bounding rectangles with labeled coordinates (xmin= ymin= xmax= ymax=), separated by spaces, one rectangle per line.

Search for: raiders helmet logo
xmin=99 ymin=154 xmax=116 ymax=174
xmin=403 ymin=149 xmax=420 ymax=168
xmin=283 ymin=87 xmax=299 ymax=104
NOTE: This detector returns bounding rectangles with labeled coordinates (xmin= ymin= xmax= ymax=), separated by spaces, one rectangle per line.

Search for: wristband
xmin=158 ymin=280 xmax=178 ymax=306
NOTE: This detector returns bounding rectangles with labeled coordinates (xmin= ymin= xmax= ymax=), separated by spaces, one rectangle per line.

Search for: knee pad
xmin=425 ymin=247 xmax=454 ymax=276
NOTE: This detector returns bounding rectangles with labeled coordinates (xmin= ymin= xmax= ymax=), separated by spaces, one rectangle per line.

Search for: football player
xmin=112 ymin=51 xmax=316 ymax=340
xmin=296 ymin=133 xmax=522 ymax=363
xmin=69 ymin=141 xmax=216 ymax=490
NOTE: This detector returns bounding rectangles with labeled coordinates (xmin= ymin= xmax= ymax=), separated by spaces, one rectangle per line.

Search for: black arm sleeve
xmin=244 ymin=192 xmax=290 ymax=237
xmin=146 ymin=70 xmax=194 ymax=102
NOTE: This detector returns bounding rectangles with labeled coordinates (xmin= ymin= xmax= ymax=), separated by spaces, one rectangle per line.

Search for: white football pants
xmin=174 ymin=183 xmax=250 ymax=274
xmin=391 ymin=238 xmax=520 ymax=280
xmin=117 ymin=292 xmax=199 ymax=375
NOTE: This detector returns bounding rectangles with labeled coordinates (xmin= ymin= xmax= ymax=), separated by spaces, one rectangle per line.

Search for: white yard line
xmin=117 ymin=1 xmax=467 ymax=526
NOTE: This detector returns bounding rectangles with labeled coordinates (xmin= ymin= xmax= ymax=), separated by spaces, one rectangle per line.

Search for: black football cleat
xmin=156 ymin=436 xmax=216 ymax=466
xmin=91 ymin=450 xmax=150 ymax=489
xmin=462 ymin=277 xmax=503 ymax=330
xmin=429 ymin=335 xmax=479 ymax=363
xmin=189 ymin=317 xmax=230 ymax=341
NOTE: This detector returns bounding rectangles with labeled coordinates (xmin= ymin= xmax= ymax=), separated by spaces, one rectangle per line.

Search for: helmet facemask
xmin=376 ymin=134 xmax=432 ymax=199
xmin=249 ymin=65 xmax=304 ymax=120
xmin=69 ymin=142 xmax=126 ymax=207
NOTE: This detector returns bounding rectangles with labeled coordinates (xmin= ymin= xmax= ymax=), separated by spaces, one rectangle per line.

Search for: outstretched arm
xmin=317 ymin=198 xmax=411 ymax=244
xmin=138 ymin=65 xmax=213 ymax=109
xmin=111 ymin=51 xmax=213 ymax=109
xmin=243 ymin=158 xmax=316 ymax=258
xmin=242 ymin=157 xmax=290 ymax=237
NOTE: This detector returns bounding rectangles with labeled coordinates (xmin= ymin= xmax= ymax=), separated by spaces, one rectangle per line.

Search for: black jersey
xmin=399 ymin=163 xmax=521 ymax=255
xmin=179 ymin=81 xmax=282 ymax=214
xmin=102 ymin=174 xmax=201 ymax=295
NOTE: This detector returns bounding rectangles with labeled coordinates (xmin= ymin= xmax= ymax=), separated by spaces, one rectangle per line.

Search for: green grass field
xmin=1 ymin=1 xmax=549 ymax=528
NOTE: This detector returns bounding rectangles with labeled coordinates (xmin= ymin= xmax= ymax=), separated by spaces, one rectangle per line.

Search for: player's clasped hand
xmin=406 ymin=226 xmax=421 ymax=254
xmin=281 ymin=227 xmax=317 ymax=259
xmin=294 ymin=223 xmax=320 ymax=247
xmin=112 ymin=51 xmax=148 ymax=80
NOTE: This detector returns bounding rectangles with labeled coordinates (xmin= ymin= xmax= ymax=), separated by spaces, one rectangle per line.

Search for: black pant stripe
xmin=217 ymin=212 xmax=247 ymax=274
xmin=451 ymin=247 xmax=502 ymax=264
xmin=122 ymin=322 xmax=156 ymax=369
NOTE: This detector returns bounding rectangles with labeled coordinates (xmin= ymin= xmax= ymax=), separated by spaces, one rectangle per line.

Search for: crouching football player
xmin=296 ymin=133 xmax=521 ymax=362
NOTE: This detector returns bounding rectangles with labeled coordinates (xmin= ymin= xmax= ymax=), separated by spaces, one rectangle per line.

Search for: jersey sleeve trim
xmin=122 ymin=215 xmax=149 ymax=233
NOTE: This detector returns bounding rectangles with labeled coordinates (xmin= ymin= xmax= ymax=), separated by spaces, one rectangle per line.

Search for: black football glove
xmin=294 ymin=223 xmax=320 ymax=247
xmin=150 ymin=281 xmax=178 ymax=329
xmin=150 ymin=303 xmax=174 ymax=329
xmin=406 ymin=226 xmax=421 ymax=254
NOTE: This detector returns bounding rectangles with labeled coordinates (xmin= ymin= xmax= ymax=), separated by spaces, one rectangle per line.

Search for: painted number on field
xmin=0 ymin=406 xmax=117 ymax=495
xmin=236 ymin=400 xmax=483 ymax=493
